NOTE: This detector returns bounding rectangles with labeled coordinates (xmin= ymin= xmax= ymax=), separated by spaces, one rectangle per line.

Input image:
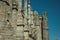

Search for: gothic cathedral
xmin=0 ymin=0 xmax=49 ymax=40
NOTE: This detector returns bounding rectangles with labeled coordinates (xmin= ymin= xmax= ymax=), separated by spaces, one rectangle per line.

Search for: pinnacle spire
xmin=24 ymin=0 xmax=27 ymax=7
xmin=24 ymin=0 xmax=28 ymax=17
xmin=27 ymin=0 xmax=31 ymax=8
xmin=43 ymin=10 xmax=47 ymax=17
xmin=28 ymin=0 xmax=30 ymax=4
xmin=42 ymin=10 xmax=48 ymax=20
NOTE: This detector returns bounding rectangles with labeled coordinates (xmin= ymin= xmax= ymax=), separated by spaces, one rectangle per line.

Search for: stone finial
xmin=28 ymin=0 xmax=30 ymax=4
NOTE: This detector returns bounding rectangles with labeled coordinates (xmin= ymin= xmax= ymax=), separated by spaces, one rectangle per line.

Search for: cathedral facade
xmin=0 ymin=0 xmax=49 ymax=40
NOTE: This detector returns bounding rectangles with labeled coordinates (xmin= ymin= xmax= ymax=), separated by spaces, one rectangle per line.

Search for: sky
xmin=30 ymin=0 xmax=60 ymax=40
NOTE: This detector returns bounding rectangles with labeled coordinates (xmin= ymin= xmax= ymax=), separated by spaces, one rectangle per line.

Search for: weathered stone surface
xmin=0 ymin=0 xmax=49 ymax=40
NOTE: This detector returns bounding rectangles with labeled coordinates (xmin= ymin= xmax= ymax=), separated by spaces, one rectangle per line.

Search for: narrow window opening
xmin=7 ymin=20 xmax=9 ymax=22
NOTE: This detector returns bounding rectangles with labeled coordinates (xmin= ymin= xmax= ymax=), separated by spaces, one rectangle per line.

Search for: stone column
xmin=24 ymin=0 xmax=29 ymax=40
xmin=42 ymin=11 xmax=49 ymax=40
xmin=36 ymin=16 xmax=42 ymax=40
xmin=27 ymin=0 xmax=31 ymax=35
xmin=33 ymin=11 xmax=42 ymax=40
xmin=15 ymin=0 xmax=24 ymax=40
xmin=24 ymin=0 xmax=28 ymax=32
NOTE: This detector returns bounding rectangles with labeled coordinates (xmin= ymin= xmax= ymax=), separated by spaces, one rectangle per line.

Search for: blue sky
xmin=30 ymin=0 xmax=60 ymax=40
